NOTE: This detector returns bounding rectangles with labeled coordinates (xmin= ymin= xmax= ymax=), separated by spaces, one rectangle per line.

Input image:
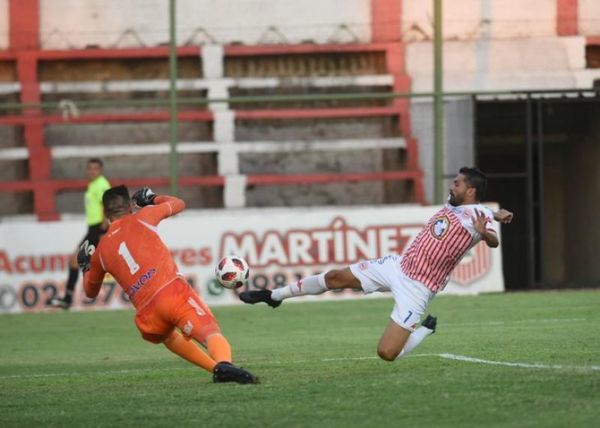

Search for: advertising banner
xmin=0 ymin=204 xmax=504 ymax=313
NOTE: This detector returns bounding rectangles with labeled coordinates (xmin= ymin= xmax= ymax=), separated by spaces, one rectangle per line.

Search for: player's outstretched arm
xmin=132 ymin=186 xmax=186 ymax=225
xmin=153 ymin=195 xmax=185 ymax=216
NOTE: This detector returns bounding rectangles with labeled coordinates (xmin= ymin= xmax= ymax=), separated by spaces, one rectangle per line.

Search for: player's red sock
xmin=206 ymin=333 xmax=232 ymax=364
xmin=163 ymin=330 xmax=217 ymax=372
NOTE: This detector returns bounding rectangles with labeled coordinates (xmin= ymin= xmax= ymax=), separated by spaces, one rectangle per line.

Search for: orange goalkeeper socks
xmin=206 ymin=333 xmax=232 ymax=364
xmin=163 ymin=330 xmax=216 ymax=372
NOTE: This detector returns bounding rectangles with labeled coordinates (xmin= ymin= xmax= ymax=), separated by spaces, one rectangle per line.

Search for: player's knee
xmin=324 ymin=269 xmax=346 ymax=288
xmin=377 ymin=345 xmax=399 ymax=362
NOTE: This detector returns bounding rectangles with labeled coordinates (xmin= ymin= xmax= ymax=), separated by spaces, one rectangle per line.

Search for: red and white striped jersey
xmin=400 ymin=204 xmax=496 ymax=293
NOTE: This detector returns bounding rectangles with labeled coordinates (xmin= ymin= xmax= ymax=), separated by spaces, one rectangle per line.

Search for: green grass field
xmin=1 ymin=290 xmax=599 ymax=427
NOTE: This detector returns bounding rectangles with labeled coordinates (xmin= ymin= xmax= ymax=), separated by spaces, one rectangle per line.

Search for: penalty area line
xmin=313 ymin=354 xmax=600 ymax=372
xmin=2 ymin=353 xmax=599 ymax=380
xmin=428 ymin=353 xmax=600 ymax=371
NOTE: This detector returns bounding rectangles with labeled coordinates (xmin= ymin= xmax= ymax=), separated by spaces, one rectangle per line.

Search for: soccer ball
xmin=215 ymin=256 xmax=250 ymax=289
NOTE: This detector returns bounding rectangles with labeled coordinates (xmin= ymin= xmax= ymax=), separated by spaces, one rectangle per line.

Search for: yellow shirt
xmin=84 ymin=175 xmax=110 ymax=226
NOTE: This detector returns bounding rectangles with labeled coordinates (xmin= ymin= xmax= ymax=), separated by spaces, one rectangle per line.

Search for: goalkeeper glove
xmin=131 ymin=187 xmax=157 ymax=207
xmin=77 ymin=240 xmax=95 ymax=273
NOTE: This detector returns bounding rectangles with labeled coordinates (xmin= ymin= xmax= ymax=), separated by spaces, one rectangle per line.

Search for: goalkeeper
xmin=79 ymin=185 xmax=258 ymax=384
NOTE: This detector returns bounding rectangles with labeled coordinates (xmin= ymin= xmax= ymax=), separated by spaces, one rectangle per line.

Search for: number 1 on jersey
xmin=118 ymin=241 xmax=140 ymax=274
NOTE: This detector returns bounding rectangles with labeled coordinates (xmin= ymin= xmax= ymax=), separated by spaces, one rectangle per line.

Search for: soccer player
xmin=50 ymin=158 xmax=110 ymax=309
xmin=79 ymin=185 xmax=258 ymax=384
xmin=239 ymin=167 xmax=514 ymax=362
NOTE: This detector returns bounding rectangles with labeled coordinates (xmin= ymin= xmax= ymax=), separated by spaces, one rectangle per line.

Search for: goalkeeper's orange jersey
xmin=83 ymin=195 xmax=185 ymax=310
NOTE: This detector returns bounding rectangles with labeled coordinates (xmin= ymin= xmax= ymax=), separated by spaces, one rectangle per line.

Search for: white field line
xmin=444 ymin=318 xmax=587 ymax=327
xmin=289 ymin=353 xmax=600 ymax=372
xmin=2 ymin=352 xmax=598 ymax=380
xmin=0 ymin=319 xmax=592 ymax=380
xmin=431 ymin=353 xmax=600 ymax=371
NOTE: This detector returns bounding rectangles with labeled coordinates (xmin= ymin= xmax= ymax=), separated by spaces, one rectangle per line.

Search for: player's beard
xmin=448 ymin=191 xmax=461 ymax=206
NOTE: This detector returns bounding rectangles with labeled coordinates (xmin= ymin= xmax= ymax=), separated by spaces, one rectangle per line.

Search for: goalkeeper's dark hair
xmin=102 ymin=185 xmax=131 ymax=219
xmin=459 ymin=167 xmax=487 ymax=201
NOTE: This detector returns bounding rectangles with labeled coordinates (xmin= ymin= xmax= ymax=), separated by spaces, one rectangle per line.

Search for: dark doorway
xmin=475 ymin=93 xmax=600 ymax=290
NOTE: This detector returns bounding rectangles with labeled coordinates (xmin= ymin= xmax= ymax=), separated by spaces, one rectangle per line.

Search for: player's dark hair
xmin=103 ymin=185 xmax=130 ymax=218
xmin=88 ymin=158 xmax=103 ymax=168
xmin=459 ymin=166 xmax=487 ymax=201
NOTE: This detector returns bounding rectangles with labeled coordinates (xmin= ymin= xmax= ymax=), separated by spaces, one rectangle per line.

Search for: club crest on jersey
xmin=431 ymin=216 xmax=450 ymax=240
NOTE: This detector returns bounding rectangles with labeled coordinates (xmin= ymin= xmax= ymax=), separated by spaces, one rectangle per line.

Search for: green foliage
xmin=1 ymin=291 xmax=599 ymax=427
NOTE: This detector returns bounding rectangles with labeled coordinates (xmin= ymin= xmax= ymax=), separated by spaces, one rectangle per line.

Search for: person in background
xmin=50 ymin=158 xmax=110 ymax=309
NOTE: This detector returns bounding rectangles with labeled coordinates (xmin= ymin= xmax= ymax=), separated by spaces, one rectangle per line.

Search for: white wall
xmin=402 ymin=0 xmax=600 ymax=92
xmin=402 ymin=0 xmax=557 ymax=41
xmin=0 ymin=0 xmax=8 ymax=50
xmin=39 ymin=0 xmax=371 ymax=49
xmin=406 ymin=37 xmax=600 ymax=92
xmin=579 ymin=0 xmax=600 ymax=36
xmin=27 ymin=0 xmax=600 ymax=92
xmin=410 ymin=97 xmax=474 ymax=204
xmin=33 ymin=0 xmax=600 ymax=49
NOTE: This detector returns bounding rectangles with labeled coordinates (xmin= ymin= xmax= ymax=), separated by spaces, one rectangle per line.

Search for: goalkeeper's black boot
xmin=238 ymin=289 xmax=281 ymax=308
xmin=421 ymin=314 xmax=437 ymax=333
xmin=213 ymin=362 xmax=259 ymax=384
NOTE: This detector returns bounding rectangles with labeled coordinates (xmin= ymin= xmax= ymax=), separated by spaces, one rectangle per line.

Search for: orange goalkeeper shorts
xmin=134 ymin=278 xmax=220 ymax=344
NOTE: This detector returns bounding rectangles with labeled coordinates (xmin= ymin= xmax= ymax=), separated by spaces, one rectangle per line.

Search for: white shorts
xmin=350 ymin=255 xmax=434 ymax=332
